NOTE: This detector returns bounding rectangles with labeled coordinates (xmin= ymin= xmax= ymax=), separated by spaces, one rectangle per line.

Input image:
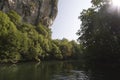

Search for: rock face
xmin=0 ymin=0 xmax=58 ymax=27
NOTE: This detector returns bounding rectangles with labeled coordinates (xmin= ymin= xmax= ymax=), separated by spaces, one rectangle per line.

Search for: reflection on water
xmin=0 ymin=61 xmax=88 ymax=80
xmin=0 ymin=61 xmax=120 ymax=80
xmin=53 ymin=70 xmax=89 ymax=80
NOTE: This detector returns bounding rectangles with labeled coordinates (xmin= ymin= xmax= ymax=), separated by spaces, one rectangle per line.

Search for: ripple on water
xmin=52 ymin=70 xmax=89 ymax=80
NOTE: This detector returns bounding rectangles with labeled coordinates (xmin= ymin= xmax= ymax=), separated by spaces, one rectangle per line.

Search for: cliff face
xmin=0 ymin=0 xmax=58 ymax=27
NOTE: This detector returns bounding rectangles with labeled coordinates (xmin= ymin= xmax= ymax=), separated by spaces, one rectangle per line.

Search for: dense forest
xmin=77 ymin=0 xmax=120 ymax=66
xmin=0 ymin=10 xmax=82 ymax=63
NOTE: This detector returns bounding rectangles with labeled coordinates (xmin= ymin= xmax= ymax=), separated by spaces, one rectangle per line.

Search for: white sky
xmin=51 ymin=0 xmax=91 ymax=41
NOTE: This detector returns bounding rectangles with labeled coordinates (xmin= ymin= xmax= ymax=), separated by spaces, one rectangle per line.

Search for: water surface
xmin=0 ymin=61 xmax=120 ymax=80
xmin=0 ymin=61 xmax=88 ymax=80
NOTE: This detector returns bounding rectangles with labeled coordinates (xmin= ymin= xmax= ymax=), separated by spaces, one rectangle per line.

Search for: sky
xmin=51 ymin=0 xmax=92 ymax=41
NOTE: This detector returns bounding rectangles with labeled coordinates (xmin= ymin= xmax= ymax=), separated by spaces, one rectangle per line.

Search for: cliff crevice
xmin=0 ymin=0 xmax=58 ymax=27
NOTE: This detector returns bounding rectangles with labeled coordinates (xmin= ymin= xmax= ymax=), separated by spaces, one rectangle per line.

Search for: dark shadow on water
xmin=85 ymin=63 xmax=120 ymax=80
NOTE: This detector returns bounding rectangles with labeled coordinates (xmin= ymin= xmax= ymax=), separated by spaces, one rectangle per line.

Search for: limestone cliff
xmin=0 ymin=0 xmax=58 ymax=27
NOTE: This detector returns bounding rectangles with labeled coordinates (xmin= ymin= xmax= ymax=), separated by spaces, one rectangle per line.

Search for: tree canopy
xmin=0 ymin=11 xmax=82 ymax=63
xmin=77 ymin=0 xmax=120 ymax=64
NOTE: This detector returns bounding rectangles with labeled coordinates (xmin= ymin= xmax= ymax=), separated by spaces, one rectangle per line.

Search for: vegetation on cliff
xmin=0 ymin=11 xmax=82 ymax=63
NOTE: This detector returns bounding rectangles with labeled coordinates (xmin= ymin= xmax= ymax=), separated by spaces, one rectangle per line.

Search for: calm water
xmin=0 ymin=61 xmax=120 ymax=80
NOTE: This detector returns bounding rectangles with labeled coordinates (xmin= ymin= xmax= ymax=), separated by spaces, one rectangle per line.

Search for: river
xmin=0 ymin=61 xmax=120 ymax=80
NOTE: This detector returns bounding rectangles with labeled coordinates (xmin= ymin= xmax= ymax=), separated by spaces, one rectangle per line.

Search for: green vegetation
xmin=77 ymin=0 xmax=120 ymax=65
xmin=0 ymin=11 xmax=81 ymax=63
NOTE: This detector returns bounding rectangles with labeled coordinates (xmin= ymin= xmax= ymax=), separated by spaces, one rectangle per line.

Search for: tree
xmin=77 ymin=0 xmax=120 ymax=64
xmin=18 ymin=23 xmax=42 ymax=61
xmin=49 ymin=42 xmax=63 ymax=59
xmin=36 ymin=23 xmax=51 ymax=39
xmin=70 ymin=40 xmax=83 ymax=59
xmin=0 ymin=8 xmax=83 ymax=63
xmin=0 ymin=11 xmax=21 ymax=63
xmin=7 ymin=10 xmax=22 ymax=26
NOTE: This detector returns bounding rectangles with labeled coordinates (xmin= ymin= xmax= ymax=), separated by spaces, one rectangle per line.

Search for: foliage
xmin=91 ymin=0 xmax=110 ymax=7
xmin=0 ymin=11 xmax=21 ymax=63
xmin=7 ymin=10 xmax=21 ymax=26
xmin=52 ymin=39 xmax=82 ymax=59
xmin=36 ymin=23 xmax=52 ymax=39
xmin=0 ymin=11 xmax=82 ymax=63
xmin=77 ymin=0 xmax=120 ymax=64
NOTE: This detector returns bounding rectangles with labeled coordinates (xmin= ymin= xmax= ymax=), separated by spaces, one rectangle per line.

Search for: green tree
xmin=50 ymin=42 xmax=63 ymax=59
xmin=7 ymin=10 xmax=22 ymax=26
xmin=77 ymin=0 xmax=120 ymax=64
xmin=36 ymin=23 xmax=51 ymax=39
xmin=70 ymin=40 xmax=83 ymax=59
xmin=0 ymin=8 xmax=83 ymax=63
xmin=0 ymin=11 xmax=21 ymax=63
xmin=19 ymin=23 xmax=42 ymax=61
xmin=60 ymin=38 xmax=73 ymax=58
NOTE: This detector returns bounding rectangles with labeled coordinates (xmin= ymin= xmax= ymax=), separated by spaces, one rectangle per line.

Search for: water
xmin=0 ymin=61 xmax=120 ymax=80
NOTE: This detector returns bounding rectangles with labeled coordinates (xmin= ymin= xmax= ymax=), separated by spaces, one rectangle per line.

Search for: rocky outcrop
xmin=0 ymin=0 xmax=58 ymax=27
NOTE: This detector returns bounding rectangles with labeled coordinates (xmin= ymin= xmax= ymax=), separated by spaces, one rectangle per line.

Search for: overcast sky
xmin=51 ymin=0 xmax=91 ymax=41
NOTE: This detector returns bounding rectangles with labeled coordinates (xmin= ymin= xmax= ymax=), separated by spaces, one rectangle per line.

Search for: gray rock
xmin=0 ymin=0 xmax=58 ymax=27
